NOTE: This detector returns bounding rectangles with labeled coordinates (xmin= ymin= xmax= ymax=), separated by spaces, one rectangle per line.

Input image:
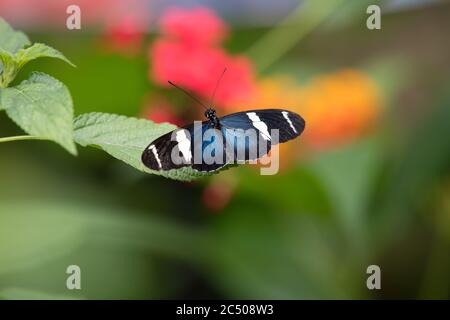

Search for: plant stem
xmin=246 ymin=0 xmax=345 ymax=73
xmin=0 ymin=135 xmax=46 ymax=143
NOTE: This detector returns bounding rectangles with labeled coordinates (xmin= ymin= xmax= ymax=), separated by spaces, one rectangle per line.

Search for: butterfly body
xmin=142 ymin=108 xmax=305 ymax=173
xmin=204 ymin=108 xmax=221 ymax=129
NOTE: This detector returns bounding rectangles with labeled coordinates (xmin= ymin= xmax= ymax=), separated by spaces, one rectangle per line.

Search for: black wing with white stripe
xmin=142 ymin=121 xmax=229 ymax=172
xmin=142 ymin=109 xmax=305 ymax=172
xmin=142 ymin=122 xmax=200 ymax=171
xmin=220 ymin=109 xmax=305 ymax=143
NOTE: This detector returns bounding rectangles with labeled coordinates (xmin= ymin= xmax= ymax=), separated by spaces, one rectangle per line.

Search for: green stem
xmin=246 ymin=0 xmax=345 ymax=73
xmin=0 ymin=135 xmax=46 ymax=143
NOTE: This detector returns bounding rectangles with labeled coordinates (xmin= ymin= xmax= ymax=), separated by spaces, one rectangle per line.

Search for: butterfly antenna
xmin=210 ymin=67 xmax=227 ymax=107
xmin=168 ymin=81 xmax=208 ymax=110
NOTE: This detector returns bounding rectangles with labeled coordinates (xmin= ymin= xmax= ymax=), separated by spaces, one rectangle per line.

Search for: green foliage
xmin=0 ymin=18 xmax=73 ymax=88
xmin=14 ymin=42 xmax=75 ymax=69
xmin=309 ymin=138 xmax=383 ymax=247
xmin=0 ymin=201 xmax=205 ymax=299
xmin=0 ymin=17 xmax=77 ymax=154
xmin=0 ymin=18 xmax=30 ymax=54
xmin=0 ymin=42 xmax=74 ymax=88
xmin=0 ymin=4 xmax=449 ymax=300
xmin=0 ymin=48 xmax=16 ymax=90
xmin=1 ymin=72 xmax=77 ymax=154
xmin=206 ymin=206 xmax=353 ymax=299
xmin=0 ymin=288 xmax=81 ymax=300
xmin=373 ymin=86 xmax=450 ymax=246
xmin=0 ymin=202 xmax=85 ymax=275
xmin=0 ymin=18 xmax=206 ymax=180
xmin=73 ymin=112 xmax=210 ymax=181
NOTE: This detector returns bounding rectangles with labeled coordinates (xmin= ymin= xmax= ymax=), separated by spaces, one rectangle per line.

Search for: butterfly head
xmin=205 ymin=108 xmax=220 ymax=128
xmin=204 ymin=108 xmax=216 ymax=119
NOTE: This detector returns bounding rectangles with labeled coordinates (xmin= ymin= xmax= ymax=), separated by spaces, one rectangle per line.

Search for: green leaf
xmin=0 ymin=17 xmax=30 ymax=54
xmin=14 ymin=43 xmax=75 ymax=69
xmin=0 ymin=20 xmax=73 ymax=88
xmin=0 ymin=48 xmax=17 ymax=89
xmin=0 ymin=72 xmax=77 ymax=154
xmin=73 ymin=112 xmax=210 ymax=181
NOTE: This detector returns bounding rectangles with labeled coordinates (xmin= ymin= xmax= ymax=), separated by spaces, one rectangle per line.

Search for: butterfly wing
xmin=220 ymin=125 xmax=272 ymax=163
xmin=220 ymin=109 xmax=305 ymax=144
xmin=142 ymin=109 xmax=305 ymax=172
xmin=191 ymin=124 xmax=229 ymax=172
xmin=142 ymin=121 xmax=229 ymax=172
xmin=142 ymin=122 xmax=202 ymax=171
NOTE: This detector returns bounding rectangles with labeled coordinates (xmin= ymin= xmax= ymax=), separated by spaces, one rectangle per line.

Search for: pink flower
xmin=0 ymin=0 xmax=149 ymax=29
xmin=151 ymin=39 xmax=255 ymax=106
xmin=160 ymin=7 xmax=228 ymax=45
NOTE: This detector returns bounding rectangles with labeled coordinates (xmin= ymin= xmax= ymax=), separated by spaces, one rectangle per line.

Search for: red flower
xmin=150 ymin=7 xmax=256 ymax=108
xmin=212 ymin=56 xmax=255 ymax=108
xmin=151 ymin=40 xmax=255 ymax=107
xmin=160 ymin=7 xmax=228 ymax=45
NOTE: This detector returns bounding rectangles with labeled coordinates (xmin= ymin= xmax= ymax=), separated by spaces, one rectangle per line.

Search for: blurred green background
xmin=0 ymin=0 xmax=449 ymax=299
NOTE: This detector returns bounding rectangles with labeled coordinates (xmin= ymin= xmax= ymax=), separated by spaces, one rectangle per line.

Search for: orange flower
xmin=300 ymin=69 xmax=380 ymax=149
xmin=226 ymin=69 xmax=381 ymax=167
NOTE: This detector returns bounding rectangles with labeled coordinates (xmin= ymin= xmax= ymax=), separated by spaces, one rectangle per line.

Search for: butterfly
xmin=142 ymin=73 xmax=305 ymax=173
